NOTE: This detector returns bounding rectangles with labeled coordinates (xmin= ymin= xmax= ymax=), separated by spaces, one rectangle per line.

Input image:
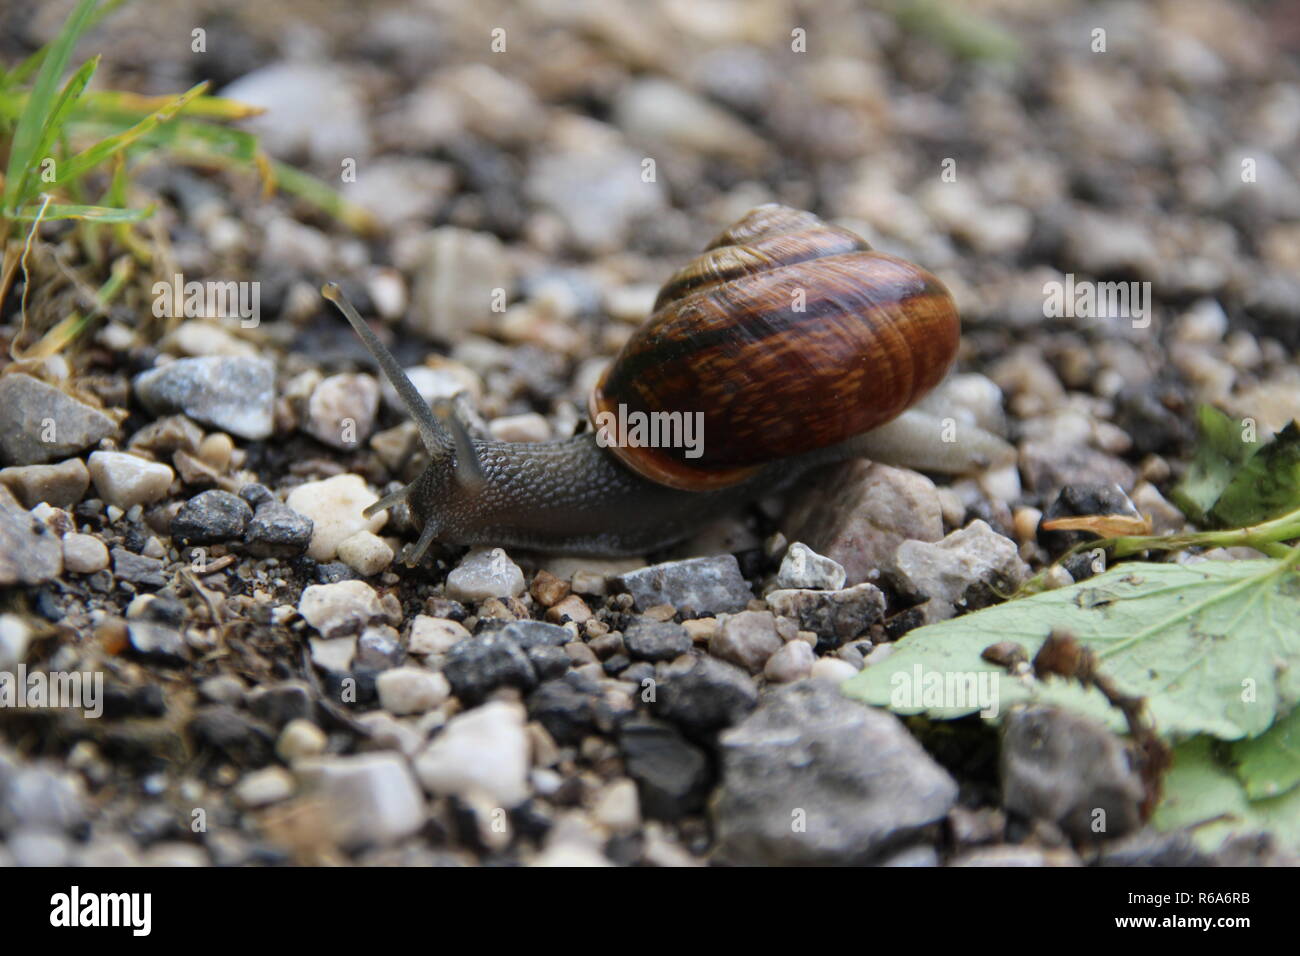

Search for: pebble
xmin=305 ymin=373 xmax=380 ymax=450
xmin=377 ymin=666 xmax=451 ymax=715
xmin=298 ymin=580 xmax=386 ymax=639
xmin=709 ymin=610 xmax=783 ymax=675
xmin=111 ymin=548 xmax=166 ymax=588
xmin=488 ymin=412 xmax=552 ymax=442
xmin=1001 ymin=705 xmax=1145 ymax=842
xmin=8 ymin=830 xmax=71 ymax=866
xmin=592 ymin=778 xmax=641 ymax=832
xmin=285 ymin=474 xmax=387 ymax=562
xmin=219 ymin=61 xmax=370 ymax=164
xmin=0 ymin=492 xmax=63 ymax=586
xmin=441 ymin=631 xmax=537 ymax=705
xmin=0 ymin=614 xmax=31 ymax=667
xmin=526 ymin=139 xmax=667 ymax=253
xmin=776 ymin=542 xmax=846 ymax=591
xmin=0 ymin=374 xmax=117 ymax=465
xmin=277 ymin=719 xmax=328 ymax=763
xmin=615 ymin=555 xmax=752 ymax=618
xmin=336 ymin=530 xmax=394 ymax=576
xmin=134 ymin=356 xmax=276 ymax=441
xmin=783 ymin=461 xmax=944 ymax=585
xmin=87 ymin=451 xmax=174 ymax=510
xmin=414 ymin=700 xmax=530 ymax=807
xmin=127 ymin=620 xmax=188 ymax=662
xmin=0 ymin=457 xmax=90 ymax=508
xmin=295 ymin=753 xmax=426 ymax=849
xmin=765 ymin=583 xmax=886 ymax=648
xmin=246 ymin=681 xmax=314 ymax=727
xmin=377 ymin=360 xmax=483 ymax=415
xmin=712 ymin=681 xmax=958 ymax=865
xmin=809 ymin=657 xmax=859 ymax=685
xmin=445 ymin=547 xmax=525 ymax=601
xmin=141 ymin=843 xmax=209 ymax=867
xmin=62 ymin=533 xmax=109 ymax=574
xmin=0 ymin=764 xmax=86 ymax=831
xmin=652 ymin=656 xmax=758 ymax=735
xmin=407 ymin=615 xmax=470 ymax=655
xmin=893 ymin=520 xmax=1031 ymax=622
xmin=242 ymin=489 xmax=314 ymax=557
xmin=614 ymin=78 xmax=766 ymax=165
xmin=409 ymin=227 xmax=513 ymax=341
xmin=235 ymin=767 xmax=295 ymax=808
xmin=619 ymin=720 xmax=711 ymax=820
xmin=763 ymin=640 xmax=816 ymax=683
xmin=170 ymin=489 xmax=252 ymax=544
xmin=622 ymin=617 xmax=692 ymax=662
xmin=198 ymin=674 xmax=246 ymax=706
xmin=1037 ymin=483 xmax=1142 ymax=555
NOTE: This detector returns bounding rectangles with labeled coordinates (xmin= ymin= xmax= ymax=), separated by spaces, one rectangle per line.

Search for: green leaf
xmin=3 ymin=0 xmax=100 ymax=212
xmin=1211 ymin=421 xmax=1300 ymax=528
xmin=8 ymin=201 xmax=152 ymax=223
xmin=1154 ymin=736 xmax=1300 ymax=852
xmin=54 ymin=80 xmax=208 ymax=188
xmin=1231 ymin=705 xmax=1300 ymax=800
xmin=841 ymin=559 xmax=1300 ymax=740
xmin=1170 ymin=405 xmax=1258 ymax=524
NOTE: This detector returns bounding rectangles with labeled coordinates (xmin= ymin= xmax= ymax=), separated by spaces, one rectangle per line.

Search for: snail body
xmin=323 ymin=204 xmax=1009 ymax=561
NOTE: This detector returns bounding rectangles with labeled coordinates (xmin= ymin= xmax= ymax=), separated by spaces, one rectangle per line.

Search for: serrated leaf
xmin=1231 ymin=705 xmax=1300 ymax=800
xmin=841 ymin=559 xmax=1300 ymax=740
xmin=1211 ymin=421 xmax=1300 ymax=528
xmin=1170 ymin=405 xmax=1258 ymax=524
xmin=1153 ymin=736 xmax=1300 ymax=852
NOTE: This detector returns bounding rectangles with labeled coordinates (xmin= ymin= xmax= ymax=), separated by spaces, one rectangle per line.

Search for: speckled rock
xmin=0 ymin=489 xmax=63 ymax=586
xmin=765 ymin=583 xmax=886 ymax=647
xmin=709 ymin=611 xmax=783 ymax=674
xmin=893 ymin=520 xmax=1030 ymax=622
xmin=170 ymin=489 xmax=253 ymax=544
xmin=713 ymin=680 xmax=958 ymax=865
xmin=0 ymin=374 xmax=117 ymax=465
xmin=442 ymin=631 xmax=537 ymax=705
xmin=623 ymin=617 xmax=692 ymax=662
xmin=134 ymin=356 xmax=276 ymax=441
xmin=776 ymin=542 xmax=846 ymax=591
xmin=615 ymin=555 xmax=752 ymax=617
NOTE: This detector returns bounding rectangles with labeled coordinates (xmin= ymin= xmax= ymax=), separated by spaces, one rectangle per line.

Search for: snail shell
xmin=589 ymin=204 xmax=960 ymax=491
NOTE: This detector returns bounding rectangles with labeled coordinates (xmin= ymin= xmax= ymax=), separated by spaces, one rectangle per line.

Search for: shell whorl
xmin=590 ymin=204 xmax=960 ymax=491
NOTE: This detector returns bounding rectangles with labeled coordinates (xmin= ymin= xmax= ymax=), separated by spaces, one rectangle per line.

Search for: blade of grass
xmin=4 ymin=0 xmax=101 ymax=213
xmin=28 ymin=56 xmax=100 ymax=192
xmin=54 ymin=80 xmax=209 ymax=188
xmin=9 ymin=202 xmax=152 ymax=222
xmin=271 ymin=158 xmax=380 ymax=234
xmin=85 ymin=89 xmax=266 ymax=120
xmin=3 ymin=0 xmax=127 ymax=89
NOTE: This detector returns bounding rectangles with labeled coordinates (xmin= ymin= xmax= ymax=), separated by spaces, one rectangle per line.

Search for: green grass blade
xmin=271 ymin=159 xmax=380 ymax=234
xmin=28 ymin=55 xmax=100 ymax=186
xmin=4 ymin=0 xmax=101 ymax=212
xmin=54 ymin=80 xmax=209 ymax=188
xmin=9 ymin=201 xmax=152 ymax=222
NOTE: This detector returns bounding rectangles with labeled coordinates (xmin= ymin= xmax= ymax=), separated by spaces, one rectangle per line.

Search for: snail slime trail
xmin=593 ymin=405 xmax=705 ymax=460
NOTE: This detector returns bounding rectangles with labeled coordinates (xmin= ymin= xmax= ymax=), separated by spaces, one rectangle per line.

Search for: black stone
xmin=526 ymin=676 xmax=600 ymax=745
xmin=443 ymin=632 xmax=537 ymax=705
xmin=619 ymin=720 xmax=711 ymax=820
xmin=623 ymin=617 xmax=692 ymax=662
xmin=171 ymin=490 xmax=253 ymax=544
xmin=652 ymin=656 xmax=758 ymax=735
xmin=245 ymin=681 xmax=315 ymax=727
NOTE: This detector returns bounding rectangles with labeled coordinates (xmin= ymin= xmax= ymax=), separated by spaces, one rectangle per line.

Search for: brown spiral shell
xmin=589 ymin=204 xmax=960 ymax=491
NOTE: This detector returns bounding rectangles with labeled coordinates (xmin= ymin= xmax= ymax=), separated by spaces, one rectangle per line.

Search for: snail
xmin=322 ymin=204 xmax=1011 ymax=562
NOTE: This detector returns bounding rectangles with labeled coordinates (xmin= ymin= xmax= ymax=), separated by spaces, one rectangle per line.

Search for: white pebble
xmin=235 ymin=766 xmax=295 ymax=807
xmin=415 ymin=700 xmax=529 ymax=807
xmin=445 ymin=546 xmax=525 ymax=601
xmin=764 ymin=640 xmax=816 ymax=683
xmin=87 ymin=451 xmax=174 ymax=510
xmin=276 ymin=719 xmax=327 ymax=763
xmin=337 ymin=530 xmax=394 ymax=576
xmin=62 ymin=533 xmax=109 ymax=574
xmin=298 ymin=579 xmax=385 ymax=638
xmin=285 ymin=474 xmax=386 ymax=562
xmin=408 ymin=615 xmax=470 ymax=655
xmin=810 ymin=657 xmax=859 ymax=685
xmin=377 ymin=666 xmax=451 ymax=715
